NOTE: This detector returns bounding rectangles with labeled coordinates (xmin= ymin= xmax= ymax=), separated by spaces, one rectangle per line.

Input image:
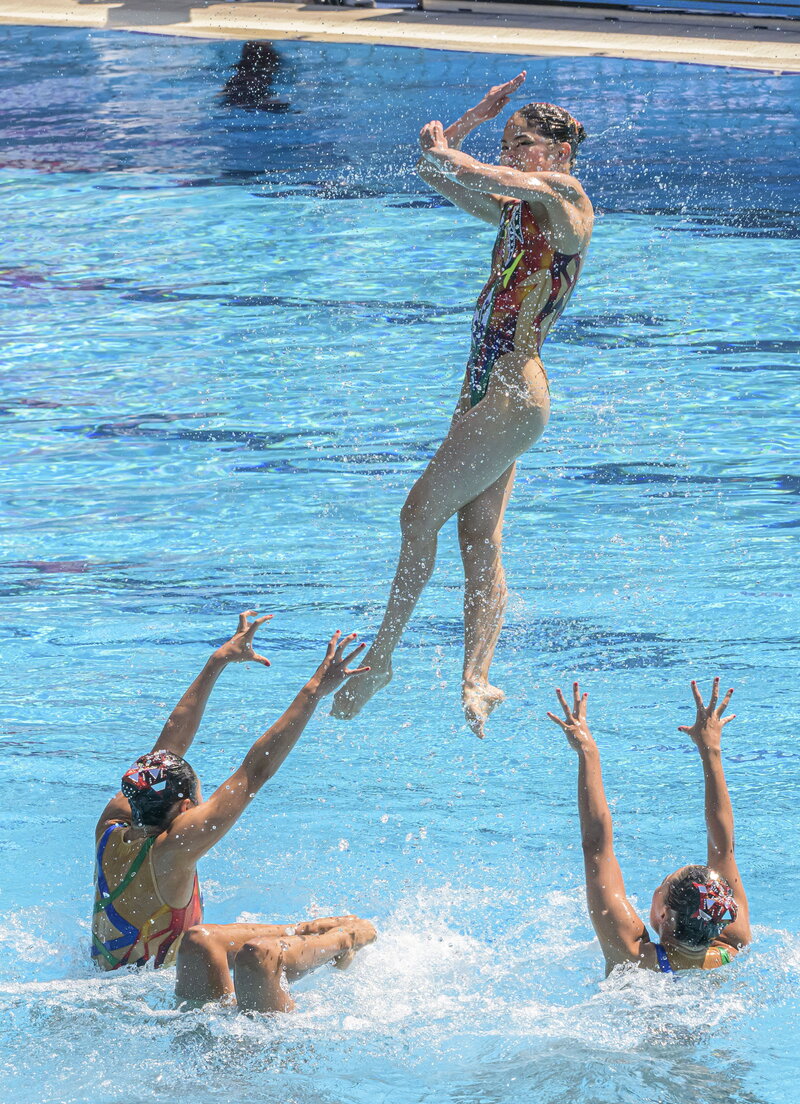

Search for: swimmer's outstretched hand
xmin=466 ymin=71 xmax=527 ymax=125
xmin=307 ymin=631 xmax=370 ymax=698
xmin=546 ymin=681 xmax=595 ymax=752
xmin=678 ymin=677 xmax=735 ymax=753
xmin=214 ymin=609 xmax=273 ymax=667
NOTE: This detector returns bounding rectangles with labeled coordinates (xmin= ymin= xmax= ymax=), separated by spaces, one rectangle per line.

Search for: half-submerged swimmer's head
xmin=121 ymin=749 xmax=199 ymax=831
xmin=650 ymin=864 xmax=738 ymax=949
xmin=501 ymin=103 xmax=586 ymax=174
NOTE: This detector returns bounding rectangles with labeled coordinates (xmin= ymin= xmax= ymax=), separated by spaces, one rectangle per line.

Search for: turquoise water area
xmin=1 ymin=25 xmax=799 ymax=1104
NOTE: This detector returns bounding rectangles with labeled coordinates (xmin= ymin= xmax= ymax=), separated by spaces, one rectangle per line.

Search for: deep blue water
xmin=0 ymin=26 xmax=798 ymax=1104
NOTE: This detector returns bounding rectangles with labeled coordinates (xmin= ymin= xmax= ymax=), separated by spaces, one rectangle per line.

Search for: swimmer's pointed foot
xmin=331 ymin=663 xmax=392 ymax=719
xmin=462 ymin=680 xmax=506 ymax=739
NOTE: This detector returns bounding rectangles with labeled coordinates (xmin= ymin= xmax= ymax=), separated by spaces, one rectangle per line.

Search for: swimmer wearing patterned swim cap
xmin=121 ymin=750 xmax=199 ymax=830
xmin=92 ymin=613 xmax=376 ymax=1011
xmin=547 ymin=676 xmax=751 ymax=975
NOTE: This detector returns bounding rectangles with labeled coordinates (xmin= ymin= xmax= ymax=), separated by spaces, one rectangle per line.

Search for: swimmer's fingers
xmin=248 ymin=650 xmax=271 ymax=668
xmin=344 ymin=664 xmax=371 ymax=678
xmin=572 ymin=681 xmax=588 ymax=719
xmin=689 ymin=679 xmax=705 ymax=712
xmin=546 ymin=710 xmax=569 ymax=733
xmin=708 ymin=676 xmax=720 ymax=713
xmin=716 ymin=686 xmax=734 ymax=718
xmin=326 ymin=630 xmax=342 ymax=659
xmin=334 ymin=632 xmax=359 ymax=661
xmin=249 ymin=613 xmax=273 ymax=633
xmin=720 ymin=712 xmax=736 ymax=727
xmin=238 ymin=609 xmax=258 ymax=632
xmin=342 ymin=642 xmax=366 ymax=666
xmin=555 ymin=687 xmax=574 ymax=723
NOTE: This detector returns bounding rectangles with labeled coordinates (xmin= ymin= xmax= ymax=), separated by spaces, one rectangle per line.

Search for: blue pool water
xmin=1 ymin=25 xmax=799 ymax=1104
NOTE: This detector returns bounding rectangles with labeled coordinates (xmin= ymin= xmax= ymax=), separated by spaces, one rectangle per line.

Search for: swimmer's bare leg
xmin=175 ymin=921 xmax=302 ymax=1002
xmin=233 ymin=918 xmax=377 ymax=1013
xmin=332 ymin=369 xmax=548 ymax=723
xmin=458 ymin=463 xmax=516 ymax=739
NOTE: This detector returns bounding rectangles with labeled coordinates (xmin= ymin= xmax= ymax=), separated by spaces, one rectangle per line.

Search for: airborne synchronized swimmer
xmin=90 ymin=74 xmax=750 ymax=1010
xmin=333 ymin=72 xmax=593 ymax=738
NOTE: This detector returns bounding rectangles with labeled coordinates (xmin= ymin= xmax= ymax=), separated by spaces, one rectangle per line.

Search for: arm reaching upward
xmin=416 ymin=72 xmax=526 ymax=225
xmin=678 ymin=678 xmax=751 ymax=949
xmin=547 ymin=683 xmax=651 ymax=973
xmin=157 ymin=632 xmax=368 ymax=864
xmin=95 ymin=611 xmax=273 ymax=833
xmin=152 ymin=610 xmax=272 ymax=758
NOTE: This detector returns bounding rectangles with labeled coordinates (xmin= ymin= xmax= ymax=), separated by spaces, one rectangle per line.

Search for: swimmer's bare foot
xmin=334 ymin=918 xmax=377 ymax=969
xmin=331 ymin=662 xmax=392 ymax=719
xmin=462 ymin=679 xmax=506 ymax=739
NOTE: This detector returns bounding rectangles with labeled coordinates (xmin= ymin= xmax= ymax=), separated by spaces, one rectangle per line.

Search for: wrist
xmin=699 ymin=745 xmax=722 ymax=762
xmin=207 ymin=651 xmax=229 ymax=670
xmin=577 ymin=740 xmax=599 ymax=760
xmin=301 ymin=679 xmax=323 ymax=702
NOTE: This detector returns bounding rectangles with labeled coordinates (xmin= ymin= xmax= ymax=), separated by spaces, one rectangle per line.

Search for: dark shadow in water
xmin=220 ymin=42 xmax=290 ymax=114
xmin=564 ymin=462 xmax=800 ymax=496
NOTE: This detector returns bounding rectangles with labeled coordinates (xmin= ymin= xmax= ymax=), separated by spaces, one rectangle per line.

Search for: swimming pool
xmin=1 ymin=24 xmax=799 ymax=1104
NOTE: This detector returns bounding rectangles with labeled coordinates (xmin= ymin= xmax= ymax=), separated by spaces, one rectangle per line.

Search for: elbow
xmin=581 ymin=834 xmax=607 ymax=858
xmin=581 ymin=822 xmax=613 ymax=857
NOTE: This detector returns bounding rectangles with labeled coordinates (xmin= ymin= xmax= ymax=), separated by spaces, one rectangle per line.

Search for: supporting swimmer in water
xmin=92 ymin=613 xmax=376 ymax=1012
xmin=547 ymin=677 xmax=751 ymax=974
xmin=332 ymin=72 xmax=594 ymax=737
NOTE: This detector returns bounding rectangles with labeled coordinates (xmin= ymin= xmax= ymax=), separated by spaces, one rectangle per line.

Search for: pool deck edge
xmin=1 ymin=0 xmax=799 ymax=72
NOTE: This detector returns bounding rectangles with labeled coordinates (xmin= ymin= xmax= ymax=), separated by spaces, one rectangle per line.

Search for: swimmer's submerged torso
xmin=92 ymin=822 xmax=202 ymax=970
xmin=467 ymin=199 xmax=583 ymax=406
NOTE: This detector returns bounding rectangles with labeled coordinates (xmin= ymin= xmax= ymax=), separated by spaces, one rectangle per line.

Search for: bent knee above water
xmin=179 ymin=925 xmax=221 ymax=960
xmin=234 ymin=939 xmax=284 ymax=975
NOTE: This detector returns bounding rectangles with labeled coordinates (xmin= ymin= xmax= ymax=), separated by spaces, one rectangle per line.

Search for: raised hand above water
xmin=678 ymin=677 xmax=735 ymax=753
xmin=308 ymin=631 xmax=369 ymax=698
xmin=214 ymin=609 xmax=273 ymax=667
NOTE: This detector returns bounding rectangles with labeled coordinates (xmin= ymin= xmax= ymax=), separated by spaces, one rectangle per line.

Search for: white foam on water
xmin=0 ymin=889 xmax=797 ymax=1104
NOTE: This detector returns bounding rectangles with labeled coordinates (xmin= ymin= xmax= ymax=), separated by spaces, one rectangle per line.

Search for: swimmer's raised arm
xmin=158 ymin=632 xmax=368 ymax=863
xmin=416 ymin=72 xmax=526 ymax=226
xmin=150 ymin=610 xmax=272 ymax=759
xmin=420 ymin=121 xmax=591 ymax=253
xmin=547 ymin=683 xmax=650 ymax=973
xmin=95 ymin=611 xmax=274 ymax=833
xmin=678 ymin=678 xmax=751 ymax=950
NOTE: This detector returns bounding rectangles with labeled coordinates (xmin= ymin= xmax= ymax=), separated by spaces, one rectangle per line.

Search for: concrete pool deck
xmin=1 ymin=0 xmax=799 ymax=72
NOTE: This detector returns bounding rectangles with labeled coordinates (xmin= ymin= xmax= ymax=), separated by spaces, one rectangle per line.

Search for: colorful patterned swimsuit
xmin=92 ymin=823 xmax=203 ymax=970
xmin=654 ymin=942 xmax=733 ymax=974
xmin=467 ymin=199 xmax=583 ymax=407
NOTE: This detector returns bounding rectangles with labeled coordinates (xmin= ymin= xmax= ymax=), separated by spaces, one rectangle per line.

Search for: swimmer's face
xmin=650 ymin=866 xmax=689 ymax=935
xmin=500 ymin=115 xmax=571 ymax=173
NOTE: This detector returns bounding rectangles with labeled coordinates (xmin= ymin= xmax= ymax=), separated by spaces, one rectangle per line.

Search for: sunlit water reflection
xmin=1 ymin=26 xmax=798 ymax=1104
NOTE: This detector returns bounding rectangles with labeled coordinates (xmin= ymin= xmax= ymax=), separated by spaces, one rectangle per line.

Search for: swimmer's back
xmin=92 ymin=822 xmax=202 ymax=971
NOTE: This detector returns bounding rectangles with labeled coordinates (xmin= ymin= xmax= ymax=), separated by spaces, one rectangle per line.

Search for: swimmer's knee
xmin=179 ymin=925 xmax=219 ymax=961
xmin=400 ymin=489 xmax=440 ymax=540
xmin=235 ymin=939 xmax=283 ymax=976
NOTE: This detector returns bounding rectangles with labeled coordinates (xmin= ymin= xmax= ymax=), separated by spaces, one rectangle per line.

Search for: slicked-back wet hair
xmin=515 ymin=103 xmax=587 ymax=166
